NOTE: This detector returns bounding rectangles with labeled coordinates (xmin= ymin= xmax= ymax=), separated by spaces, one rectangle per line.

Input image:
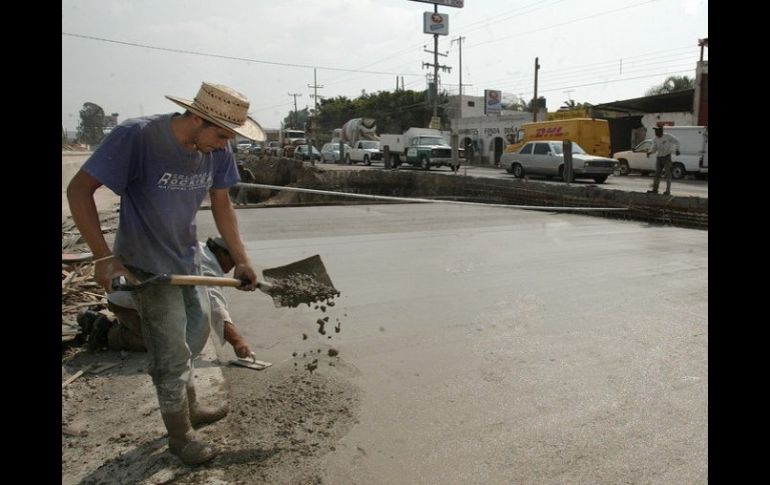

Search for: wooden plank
xmin=62 ymin=369 xmax=86 ymax=388
xmin=88 ymin=362 xmax=120 ymax=374
xmin=62 ymin=252 xmax=93 ymax=263
xmin=62 ymin=301 xmax=104 ymax=312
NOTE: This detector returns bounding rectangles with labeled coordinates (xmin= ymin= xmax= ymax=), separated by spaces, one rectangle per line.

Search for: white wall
xmin=451 ymin=112 xmax=546 ymax=163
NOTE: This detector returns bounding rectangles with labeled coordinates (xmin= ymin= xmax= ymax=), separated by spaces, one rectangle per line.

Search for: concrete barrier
xmin=243 ymin=158 xmax=708 ymax=230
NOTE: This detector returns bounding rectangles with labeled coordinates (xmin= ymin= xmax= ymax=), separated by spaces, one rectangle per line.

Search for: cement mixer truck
xmin=339 ymin=118 xmax=382 ymax=165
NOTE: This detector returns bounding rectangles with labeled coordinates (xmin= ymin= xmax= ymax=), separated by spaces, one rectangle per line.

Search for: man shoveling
xmin=81 ymin=237 xmax=254 ymax=360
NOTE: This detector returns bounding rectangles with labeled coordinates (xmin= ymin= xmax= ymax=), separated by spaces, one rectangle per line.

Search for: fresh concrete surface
xmin=198 ymin=203 xmax=708 ymax=484
xmin=62 ymin=150 xmax=707 ymax=483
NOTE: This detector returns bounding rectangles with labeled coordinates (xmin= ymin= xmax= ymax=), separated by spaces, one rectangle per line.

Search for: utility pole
xmin=532 ymin=57 xmax=540 ymax=122
xmin=433 ymin=4 xmax=439 ymax=122
xmin=306 ymin=69 xmax=323 ymax=167
xmin=451 ymin=35 xmax=465 ymax=118
xmin=451 ymin=36 xmax=465 ymax=97
xmin=307 ymin=68 xmax=324 ymax=115
xmin=422 ymin=4 xmax=451 ymax=129
xmin=288 ymin=93 xmax=302 ymax=129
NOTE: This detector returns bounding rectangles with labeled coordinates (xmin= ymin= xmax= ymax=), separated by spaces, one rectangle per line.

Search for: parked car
xmin=321 ymin=142 xmax=351 ymax=163
xmin=612 ymin=140 xmax=655 ymax=176
xmin=294 ymin=144 xmax=321 ymax=161
xmin=264 ymin=141 xmax=283 ymax=156
xmin=500 ymin=140 xmax=617 ymax=183
xmin=236 ymin=140 xmax=252 ymax=153
xmin=345 ymin=140 xmax=382 ymax=165
xmin=248 ymin=143 xmax=263 ymax=155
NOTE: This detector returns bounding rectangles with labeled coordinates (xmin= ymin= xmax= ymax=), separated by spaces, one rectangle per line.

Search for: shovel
xmin=111 ymin=255 xmax=338 ymax=308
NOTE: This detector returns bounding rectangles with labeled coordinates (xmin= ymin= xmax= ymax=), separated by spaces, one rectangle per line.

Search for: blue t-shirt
xmin=81 ymin=113 xmax=239 ymax=275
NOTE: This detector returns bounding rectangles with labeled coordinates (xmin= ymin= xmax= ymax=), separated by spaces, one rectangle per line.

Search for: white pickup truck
xmin=380 ymin=128 xmax=461 ymax=171
xmin=613 ymin=125 xmax=708 ymax=179
xmin=344 ymin=140 xmax=381 ymax=165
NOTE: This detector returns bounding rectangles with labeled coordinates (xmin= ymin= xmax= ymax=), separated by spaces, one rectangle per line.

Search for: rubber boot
xmin=160 ymin=402 xmax=218 ymax=466
xmin=187 ymin=383 xmax=229 ymax=429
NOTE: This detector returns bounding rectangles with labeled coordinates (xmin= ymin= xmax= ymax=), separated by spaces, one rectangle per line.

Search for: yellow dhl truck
xmin=505 ymin=118 xmax=611 ymax=157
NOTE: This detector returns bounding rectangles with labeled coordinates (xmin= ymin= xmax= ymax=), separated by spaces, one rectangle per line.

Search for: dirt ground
xmin=62 ymin=344 xmax=361 ymax=485
xmin=61 ymin=164 xmax=362 ymax=484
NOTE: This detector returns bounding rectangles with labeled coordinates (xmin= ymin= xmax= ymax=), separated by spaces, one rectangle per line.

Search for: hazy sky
xmin=62 ymin=0 xmax=708 ymax=132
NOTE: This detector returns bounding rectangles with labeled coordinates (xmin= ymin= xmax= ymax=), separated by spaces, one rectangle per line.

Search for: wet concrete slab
xmin=197 ymin=203 xmax=708 ymax=484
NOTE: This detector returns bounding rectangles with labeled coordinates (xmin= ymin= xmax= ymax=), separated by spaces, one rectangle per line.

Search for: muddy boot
xmin=187 ymin=383 xmax=229 ymax=429
xmin=160 ymin=404 xmax=218 ymax=466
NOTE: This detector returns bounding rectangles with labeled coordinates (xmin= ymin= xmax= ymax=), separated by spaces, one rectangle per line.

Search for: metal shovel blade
xmin=262 ymin=255 xmax=339 ymax=308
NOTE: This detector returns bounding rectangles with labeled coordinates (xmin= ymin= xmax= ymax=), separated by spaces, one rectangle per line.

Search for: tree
xmin=558 ymin=99 xmax=592 ymax=111
xmin=501 ymin=94 xmax=527 ymax=111
xmin=645 ymin=75 xmax=695 ymax=96
xmin=77 ymin=102 xmax=106 ymax=146
xmin=527 ymin=96 xmax=547 ymax=112
xmin=283 ymin=107 xmax=310 ymax=129
xmin=314 ymin=89 xmax=440 ymax=138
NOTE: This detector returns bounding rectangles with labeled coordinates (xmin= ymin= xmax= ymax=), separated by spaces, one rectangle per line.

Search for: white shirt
xmin=648 ymin=133 xmax=680 ymax=158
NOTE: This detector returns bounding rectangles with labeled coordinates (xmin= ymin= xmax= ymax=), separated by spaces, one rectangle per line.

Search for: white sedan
xmin=500 ymin=140 xmax=617 ymax=184
xmin=320 ymin=142 xmax=351 ymax=163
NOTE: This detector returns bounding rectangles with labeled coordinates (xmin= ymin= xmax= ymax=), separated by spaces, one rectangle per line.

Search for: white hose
xmin=237 ymin=182 xmax=628 ymax=212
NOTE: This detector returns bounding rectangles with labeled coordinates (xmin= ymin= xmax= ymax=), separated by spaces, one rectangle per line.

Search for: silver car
xmin=500 ymin=140 xmax=617 ymax=183
xmin=320 ymin=142 xmax=351 ymax=163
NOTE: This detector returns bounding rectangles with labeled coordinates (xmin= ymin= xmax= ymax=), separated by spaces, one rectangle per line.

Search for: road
xmin=315 ymin=160 xmax=709 ymax=199
xmin=197 ymin=203 xmax=708 ymax=484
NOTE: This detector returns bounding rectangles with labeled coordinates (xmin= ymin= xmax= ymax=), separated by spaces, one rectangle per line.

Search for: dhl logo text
xmin=534 ymin=127 xmax=564 ymax=137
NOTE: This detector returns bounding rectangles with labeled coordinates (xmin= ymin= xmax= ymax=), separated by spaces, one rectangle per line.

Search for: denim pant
xmin=652 ymin=154 xmax=673 ymax=194
xmin=132 ymin=269 xmax=211 ymax=413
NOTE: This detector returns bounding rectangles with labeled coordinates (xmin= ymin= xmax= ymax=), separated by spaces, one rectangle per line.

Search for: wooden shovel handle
xmin=168 ymin=275 xmax=244 ymax=287
xmin=167 ymin=275 xmax=273 ymax=292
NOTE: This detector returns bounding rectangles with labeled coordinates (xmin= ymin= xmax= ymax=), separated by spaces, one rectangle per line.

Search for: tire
xmin=364 ymin=155 xmax=371 ymax=166
xmin=345 ymin=154 xmax=352 ymax=165
xmin=451 ymin=164 xmax=459 ymax=172
xmin=671 ymin=163 xmax=686 ymax=180
xmin=512 ymin=164 xmax=525 ymax=178
xmin=420 ymin=156 xmax=430 ymax=170
xmin=593 ymin=175 xmax=608 ymax=184
xmin=618 ymin=160 xmax=630 ymax=176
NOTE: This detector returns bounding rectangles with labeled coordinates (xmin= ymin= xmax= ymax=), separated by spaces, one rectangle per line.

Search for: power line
xmin=463 ymin=46 xmax=697 ymax=90
xmin=514 ymin=69 xmax=694 ymax=98
xmin=467 ymin=0 xmax=661 ymax=50
xmin=62 ymin=32 xmax=421 ymax=77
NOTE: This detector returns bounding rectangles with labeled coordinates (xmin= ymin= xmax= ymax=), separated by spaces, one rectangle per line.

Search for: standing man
xmin=67 ymin=82 xmax=265 ymax=466
xmin=233 ymin=161 xmax=255 ymax=205
xmin=646 ymin=125 xmax=680 ymax=195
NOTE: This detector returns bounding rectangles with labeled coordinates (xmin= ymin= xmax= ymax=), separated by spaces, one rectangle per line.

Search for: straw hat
xmin=166 ymin=82 xmax=266 ymax=141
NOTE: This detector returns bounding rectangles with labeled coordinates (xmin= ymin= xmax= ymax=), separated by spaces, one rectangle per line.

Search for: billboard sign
xmin=424 ymin=12 xmax=449 ymax=35
xmin=484 ymin=89 xmax=502 ymax=114
xmin=410 ymin=0 xmax=464 ymax=8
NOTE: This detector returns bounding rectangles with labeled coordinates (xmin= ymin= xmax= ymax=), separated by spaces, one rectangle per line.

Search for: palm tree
xmin=645 ymin=75 xmax=695 ymax=96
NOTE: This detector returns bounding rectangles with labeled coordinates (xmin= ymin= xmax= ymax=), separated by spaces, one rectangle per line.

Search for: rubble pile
xmin=62 ymin=210 xmax=118 ymax=344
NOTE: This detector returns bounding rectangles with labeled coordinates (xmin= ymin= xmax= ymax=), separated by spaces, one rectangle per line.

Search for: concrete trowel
xmin=111 ymin=254 xmax=338 ymax=308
